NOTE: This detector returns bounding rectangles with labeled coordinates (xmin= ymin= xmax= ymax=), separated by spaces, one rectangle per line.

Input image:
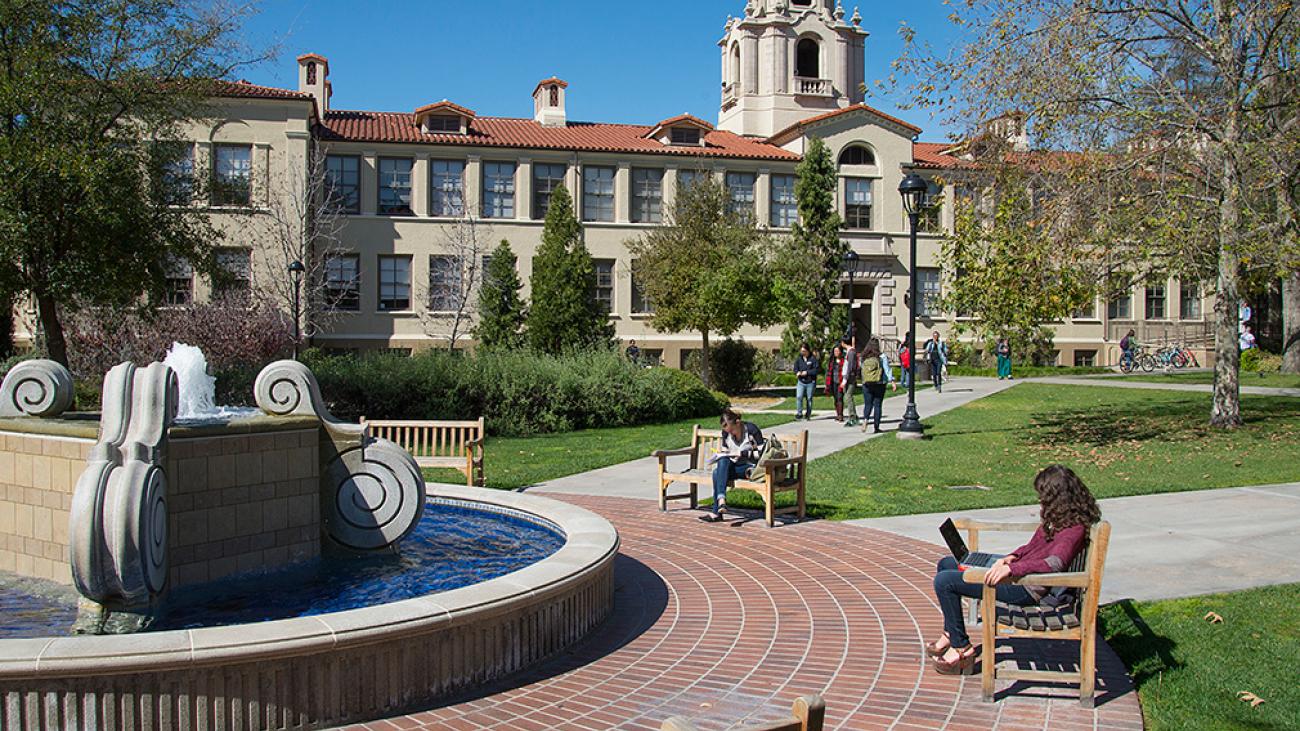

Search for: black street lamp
xmin=842 ymin=248 xmax=859 ymax=345
xmin=288 ymin=260 xmax=305 ymax=359
xmin=898 ymin=173 xmax=929 ymax=439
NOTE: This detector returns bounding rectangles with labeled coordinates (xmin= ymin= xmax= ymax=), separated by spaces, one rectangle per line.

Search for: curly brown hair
xmin=1034 ymin=465 xmax=1101 ymax=538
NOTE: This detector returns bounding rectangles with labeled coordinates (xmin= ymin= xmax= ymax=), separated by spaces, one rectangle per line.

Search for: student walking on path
xmin=793 ymin=343 xmax=819 ymax=420
xmin=925 ymin=331 xmax=948 ymax=394
xmin=859 ymin=337 xmax=898 ymax=433
xmin=996 ymin=337 xmax=1012 ymax=380
xmin=899 ymin=333 xmax=912 ymax=390
xmin=826 ymin=345 xmax=846 ymax=422
xmin=840 ymin=335 xmax=861 ymax=427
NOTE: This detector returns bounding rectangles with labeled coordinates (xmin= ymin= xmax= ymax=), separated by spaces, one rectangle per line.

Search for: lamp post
xmin=842 ymin=248 xmax=859 ymax=345
xmin=288 ymin=260 xmax=305 ymax=359
xmin=897 ymin=174 xmax=929 ymax=439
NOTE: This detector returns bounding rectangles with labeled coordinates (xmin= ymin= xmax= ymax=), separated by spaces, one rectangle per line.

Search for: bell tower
xmin=718 ymin=1 xmax=867 ymax=137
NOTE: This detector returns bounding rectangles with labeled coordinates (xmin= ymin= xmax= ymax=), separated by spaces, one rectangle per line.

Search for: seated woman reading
xmin=928 ymin=464 xmax=1101 ymax=674
xmin=700 ymin=408 xmax=766 ymax=523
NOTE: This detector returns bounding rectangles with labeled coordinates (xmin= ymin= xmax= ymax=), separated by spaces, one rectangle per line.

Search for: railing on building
xmin=722 ymin=82 xmax=738 ymax=109
xmin=793 ymin=77 xmax=833 ymax=97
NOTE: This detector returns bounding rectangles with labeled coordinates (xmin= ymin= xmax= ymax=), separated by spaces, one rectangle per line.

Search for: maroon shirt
xmin=1007 ymin=523 xmax=1088 ymax=599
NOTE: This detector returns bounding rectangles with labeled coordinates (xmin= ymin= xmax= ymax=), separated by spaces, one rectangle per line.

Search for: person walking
xmin=924 ymin=331 xmax=948 ymax=394
xmin=840 ymin=335 xmax=861 ymax=427
xmin=793 ymin=343 xmax=819 ymax=420
xmin=1239 ymin=324 xmax=1257 ymax=351
xmin=1120 ymin=328 xmax=1138 ymax=371
xmin=899 ymin=335 xmax=912 ymax=390
xmin=859 ymin=337 xmax=898 ymax=433
xmin=996 ymin=337 xmax=1012 ymax=380
xmin=826 ymin=344 xmax=846 ymax=422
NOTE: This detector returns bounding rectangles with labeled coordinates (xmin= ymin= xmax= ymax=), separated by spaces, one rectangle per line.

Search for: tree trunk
xmin=1210 ymin=153 xmax=1242 ymax=427
xmin=1283 ymin=270 xmax=1300 ymax=373
xmin=35 ymin=292 xmax=69 ymax=368
xmin=699 ymin=329 xmax=711 ymax=388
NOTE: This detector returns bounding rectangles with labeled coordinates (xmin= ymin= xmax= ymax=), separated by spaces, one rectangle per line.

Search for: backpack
xmin=861 ymin=355 xmax=883 ymax=384
xmin=1120 ymin=335 xmax=1130 ymax=350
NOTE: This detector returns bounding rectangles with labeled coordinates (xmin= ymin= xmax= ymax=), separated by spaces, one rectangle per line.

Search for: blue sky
xmin=236 ymin=1 xmax=964 ymax=141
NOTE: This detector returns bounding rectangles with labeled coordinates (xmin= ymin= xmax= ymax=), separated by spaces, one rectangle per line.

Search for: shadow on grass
xmin=1097 ymin=598 xmax=1181 ymax=686
xmin=1024 ymin=397 xmax=1300 ymax=449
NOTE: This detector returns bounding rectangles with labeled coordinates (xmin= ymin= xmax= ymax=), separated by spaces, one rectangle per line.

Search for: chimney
xmin=532 ymin=77 xmax=568 ymax=127
xmin=297 ymin=53 xmax=330 ymax=113
xmin=985 ymin=111 xmax=1028 ymax=152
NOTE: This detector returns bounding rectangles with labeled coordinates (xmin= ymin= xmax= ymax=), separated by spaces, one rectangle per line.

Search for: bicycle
xmin=1153 ymin=345 xmax=1188 ymax=370
xmin=1119 ymin=345 xmax=1152 ymax=373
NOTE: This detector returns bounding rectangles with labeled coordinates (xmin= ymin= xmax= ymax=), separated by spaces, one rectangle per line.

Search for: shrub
xmin=1240 ymin=348 xmax=1280 ymax=374
xmin=707 ymin=338 xmax=759 ymax=395
xmin=303 ymin=348 xmax=726 ymax=437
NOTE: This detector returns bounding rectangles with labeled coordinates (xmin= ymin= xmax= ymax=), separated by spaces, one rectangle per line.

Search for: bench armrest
xmin=652 ymin=446 xmax=695 ymax=459
xmin=465 ymin=437 xmax=485 ymax=449
xmin=952 ymin=519 xmax=1040 ymax=533
xmin=758 ymin=456 xmax=805 ymax=469
xmin=961 ymin=568 xmax=1090 ymax=588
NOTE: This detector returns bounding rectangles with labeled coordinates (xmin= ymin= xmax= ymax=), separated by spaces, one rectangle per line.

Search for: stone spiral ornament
xmin=254 ymin=359 xmax=425 ymax=551
xmin=0 ymin=359 xmax=75 ymax=417
xmin=69 ymin=362 xmax=177 ymax=606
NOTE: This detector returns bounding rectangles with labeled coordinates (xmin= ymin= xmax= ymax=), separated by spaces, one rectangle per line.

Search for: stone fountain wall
xmin=0 ymin=430 xmax=88 ymax=583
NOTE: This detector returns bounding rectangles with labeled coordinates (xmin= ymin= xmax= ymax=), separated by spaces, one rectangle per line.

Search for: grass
xmin=423 ymin=412 xmax=792 ymax=490
xmin=723 ymin=382 xmax=1300 ymax=520
xmin=1098 ymin=583 xmax=1300 ymax=731
xmin=948 ymin=364 xmax=1113 ymax=378
xmin=1107 ymin=371 xmax=1300 ymax=389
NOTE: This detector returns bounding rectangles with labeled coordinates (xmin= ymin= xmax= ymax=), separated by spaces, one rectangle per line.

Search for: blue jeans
xmin=933 ymin=556 xmax=1035 ymax=648
xmin=901 ymin=366 xmax=911 ymax=389
xmin=862 ymin=383 xmax=886 ymax=429
xmin=710 ymin=457 xmax=750 ymax=512
xmin=795 ymin=380 xmax=815 ymax=417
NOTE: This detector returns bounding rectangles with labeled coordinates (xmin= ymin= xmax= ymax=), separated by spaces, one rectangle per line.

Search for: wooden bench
xmin=957 ymin=519 xmax=1112 ymax=707
xmin=661 ymin=694 xmax=824 ymax=731
xmin=652 ymin=426 xmax=808 ymax=527
xmin=360 ymin=417 xmax=485 ymax=487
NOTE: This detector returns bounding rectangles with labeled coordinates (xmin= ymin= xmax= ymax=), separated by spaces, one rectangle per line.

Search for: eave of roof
xmin=413 ymin=100 xmax=477 ymax=118
xmin=767 ymin=103 xmax=923 ymax=145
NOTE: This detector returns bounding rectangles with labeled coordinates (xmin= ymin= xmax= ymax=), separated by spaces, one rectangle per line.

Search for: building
xmin=34 ymin=0 xmax=1214 ymax=367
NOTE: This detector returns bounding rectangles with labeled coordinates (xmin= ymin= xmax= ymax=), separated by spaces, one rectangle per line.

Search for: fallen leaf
xmin=1237 ymin=691 xmax=1265 ymax=708
xmin=1204 ymin=611 xmax=1223 ymax=624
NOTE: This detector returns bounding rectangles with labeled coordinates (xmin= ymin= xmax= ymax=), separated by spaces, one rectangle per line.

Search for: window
xmin=918 ymin=180 xmax=943 ymax=233
xmin=481 ymin=161 xmax=515 ymax=218
xmin=1145 ymin=281 xmax=1166 ymax=320
xmin=583 ymin=166 xmax=615 ymax=222
xmin=1180 ymin=282 xmax=1202 ymax=319
xmin=164 ymin=258 xmax=193 ymax=306
xmin=324 ymin=254 xmax=360 ymax=311
xmin=726 ymin=171 xmax=756 ymax=220
xmin=428 ymin=255 xmax=463 ymax=312
xmin=155 ymin=142 xmax=194 ymax=206
xmin=838 ymin=145 xmax=875 ymax=166
xmin=430 ymin=160 xmax=465 ymax=217
xmin=631 ymin=262 xmax=653 ymax=314
xmin=845 ymin=178 xmax=872 ymax=229
xmin=424 ymin=115 xmax=460 ymax=132
xmin=670 ymin=127 xmax=701 ymax=145
xmin=770 ymin=173 xmax=797 ymax=227
xmin=1108 ymin=293 xmax=1132 ymax=319
xmin=677 ymin=169 xmax=706 ymax=191
xmin=1074 ymin=350 xmax=1097 ymax=367
xmin=1073 ymin=300 xmax=1097 ymax=319
xmin=377 ymin=158 xmax=413 ymax=215
xmin=324 ymin=155 xmax=360 ymax=214
xmin=795 ymin=38 xmax=819 ymax=78
xmin=214 ymin=248 xmax=251 ymax=305
xmin=533 ymin=163 xmax=566 ymax=219
xmin=631 ymin=168 xmax=664 ymax=223
xmin=378 ymin=255 xmax=411 ymax=311
xmin=594 ymin=259 xmax=615 ymax=312
xmin=212 ymin=144 xmax=252 ymax=207
xmin=917 ymin=267 xmax=941 ymax=317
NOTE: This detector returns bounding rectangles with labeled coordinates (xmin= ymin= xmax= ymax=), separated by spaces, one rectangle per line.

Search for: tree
xmin=627 ymin=175 xmax=779 ymax=386
xmin=527 ymin=185 xmax=614 ymax=353
xmin=475 ymin=239 xmax=528 ymax=351
xmin=0 ymin=0 xmax=261 ymax=367
xmin=898 ymin=0 xmax=1300 ymax=426
xmin=419 ymin=214 xmax=491 ymax=351
xmin=774 ymin=137 xmax=848 ymax=355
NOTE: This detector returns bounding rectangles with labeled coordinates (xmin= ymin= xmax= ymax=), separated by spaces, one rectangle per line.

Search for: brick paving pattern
xmin=348 ymin=496 xmax=1143 ymax=730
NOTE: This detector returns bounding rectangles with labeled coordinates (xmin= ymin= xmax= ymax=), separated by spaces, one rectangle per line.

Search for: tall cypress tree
xmin=527 ymin=186 xmax=613 ymax=353
xmin=777 ymin=137 xmax=847 ymax=355
xmin=474 ymin=239 xmax=527 ymax=351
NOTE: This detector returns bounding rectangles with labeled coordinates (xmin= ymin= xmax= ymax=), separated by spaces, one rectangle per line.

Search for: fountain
xmin=0 ymin=353 xmax=618 ymax=730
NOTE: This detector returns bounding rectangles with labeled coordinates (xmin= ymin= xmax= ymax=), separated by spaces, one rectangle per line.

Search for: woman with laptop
xmin=927 ymin=465 xmax=1101 ymax=674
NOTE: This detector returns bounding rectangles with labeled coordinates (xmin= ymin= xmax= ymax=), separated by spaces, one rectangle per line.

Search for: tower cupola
xmin=533 ymin=77 xmax=568 ymax=127
xmin=296 ymin=53 xmax=330 ymax=113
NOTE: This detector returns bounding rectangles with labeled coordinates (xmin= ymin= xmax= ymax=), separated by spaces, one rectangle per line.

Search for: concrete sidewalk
xmin=1031 ymin=375 xmax=1300 ymax=398
xmin=847 ymin=482 xmax=1300 ymax=603
xmin=527 ymin=376 xmax=1015 ymax=499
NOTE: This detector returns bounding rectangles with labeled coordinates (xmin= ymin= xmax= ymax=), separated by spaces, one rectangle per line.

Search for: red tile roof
xmin=318 ymin=111 xmax=800 ymax=161
xmin=768 ymin=103 xmax=923 ymax=144
xmin=296 ymin=53 xmax=329 ymax=66
xmin=532 ymin=77 xmax=569 ymax=95
xmin=413 ymin=100 xmax=476 ymax=118
xmin=651 ymin=113 xmax=714 ymax=131
xmin=911 ymin=141 xmax=966 ymax=169
xmin=211 ymin=79 xmax=314 ymax=102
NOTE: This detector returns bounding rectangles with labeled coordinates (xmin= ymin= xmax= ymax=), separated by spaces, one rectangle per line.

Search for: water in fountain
xmin=161 ymin=342 xmax=257 ymax=423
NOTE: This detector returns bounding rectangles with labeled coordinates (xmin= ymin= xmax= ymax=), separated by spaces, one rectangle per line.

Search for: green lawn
xmin=1099 ymin=583 xmax=1300 ymax=731
xmin=423 ymin=413 xmax=792 ymax=490
xmin=1107 ymin=371 xmax=1300 ymax=389
xmin=724 ymin=382 xmax=1300 ymax=519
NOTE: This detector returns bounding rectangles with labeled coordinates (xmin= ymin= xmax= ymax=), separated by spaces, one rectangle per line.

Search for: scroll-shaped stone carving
xmin=69 ymin=362 xmax=177 ymax=606
xmin=255 ymin=360 xmax=425 ymax=551
xmin=0 ymin=359 xmax=75 ymax=417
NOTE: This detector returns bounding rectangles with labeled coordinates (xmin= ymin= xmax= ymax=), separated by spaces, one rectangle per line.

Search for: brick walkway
xmin=347 ymin=496 xmax=1143 ymax=731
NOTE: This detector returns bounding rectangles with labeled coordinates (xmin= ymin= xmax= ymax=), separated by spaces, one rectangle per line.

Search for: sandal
xmin=698 ymin=512 xmax=723 ymax=523
xmin=924 ymin=632 xmax=950 ymax=657
xmin=933 ymin=644 xmax=978 ymax=675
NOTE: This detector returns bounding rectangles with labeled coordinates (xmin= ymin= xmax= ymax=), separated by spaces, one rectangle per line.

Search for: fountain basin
xmin=0 ymin=484 xmax=618 ymax=730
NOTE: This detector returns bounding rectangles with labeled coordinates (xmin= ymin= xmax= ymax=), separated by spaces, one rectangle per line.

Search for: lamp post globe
xmin=897 ymin=174 xmax=928 ymax=439
xmin=288 ymin=260 xmax=305 ymax=359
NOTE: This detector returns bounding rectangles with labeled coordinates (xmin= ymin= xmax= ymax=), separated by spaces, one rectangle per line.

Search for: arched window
xmin=838 ymin=145 xmax=876 ymax=166
xmin=730 ymin=43 xmax=741 ymax=87
xmin=549 ymin=85 xmax=559 ymax=106
xmin=796 ymin=38 xmax=819 ymax=78
xmin=306 ymin=62 xmax=317 ymax=85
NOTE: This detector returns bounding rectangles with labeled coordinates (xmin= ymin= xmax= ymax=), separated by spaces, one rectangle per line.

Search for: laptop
xmin=939 ymin=518 xmax=1003 ymax=569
